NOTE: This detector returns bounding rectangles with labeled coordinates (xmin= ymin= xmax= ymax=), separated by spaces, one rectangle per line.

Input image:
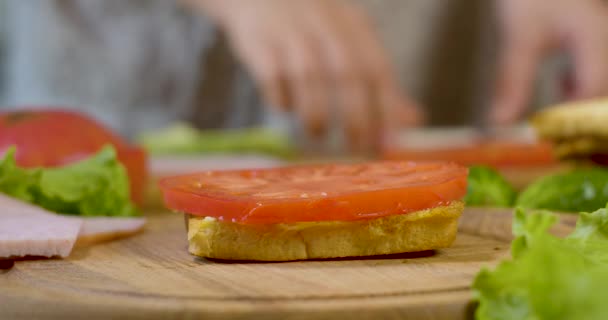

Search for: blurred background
xmin=0 ymin=0 xmax=573 ymax=143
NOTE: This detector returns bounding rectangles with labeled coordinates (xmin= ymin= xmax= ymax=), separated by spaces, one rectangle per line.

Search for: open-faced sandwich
xmin=160 ymin=161 xmax=468 ymax=261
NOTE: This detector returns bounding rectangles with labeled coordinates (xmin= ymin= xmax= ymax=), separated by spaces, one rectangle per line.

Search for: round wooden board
xmin=1 ymin=208 xmax=576 ymax=320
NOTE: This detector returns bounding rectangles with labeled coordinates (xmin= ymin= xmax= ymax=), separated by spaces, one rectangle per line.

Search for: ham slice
xmin=77 ymin=217 xmax=146 ymax=246
xmin=0 ymin=194 xmax=82 ymax=258
xmin=0 ymin=194 xmax=147 ymax=259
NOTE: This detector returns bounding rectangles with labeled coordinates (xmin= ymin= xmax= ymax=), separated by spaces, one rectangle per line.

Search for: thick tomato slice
xmin=159 ymin=161 xmax=468 ymax=224
xmin=383 ymin=141 xmax=556 ymax=168
xmin=0 ymin=109 xmax=147 ymax=204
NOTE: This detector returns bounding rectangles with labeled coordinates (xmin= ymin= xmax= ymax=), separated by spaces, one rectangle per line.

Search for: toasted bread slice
xmin=185 ymin=201 xmax=464 ymax=261
xmin=532 ymin=99 xmax=608 ymax=140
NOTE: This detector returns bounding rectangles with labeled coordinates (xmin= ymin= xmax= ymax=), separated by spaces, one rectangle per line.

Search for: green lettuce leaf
xmin=516 ymin=168 xmax=608 ymax=213
xmin=464 ymin=166 xmax=516 ymax=207
xmin=0 ymin=148 xmax=40 ymax=202
xmin=0 ymin=146 xmax=137 ymax=216
xmin=473 ymin=205 xmax=608 ymax=320
xmin=137 ymin=123 xmax=295 ymax=158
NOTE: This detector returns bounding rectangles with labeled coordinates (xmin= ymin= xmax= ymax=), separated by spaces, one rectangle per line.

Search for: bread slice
xmin=552 ymin=137 xmax=608 ymax=159
xmin=532 ymin=99 xmax=608 ymax=140
xmin=185 ymin=201 xmax=464 ymax=261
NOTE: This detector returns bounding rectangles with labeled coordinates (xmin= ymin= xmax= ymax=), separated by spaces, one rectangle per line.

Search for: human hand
xmin=185 ymin=0 xmax=423 ymax=152
xmin=492 ymin=0 xmax=608 ymax=124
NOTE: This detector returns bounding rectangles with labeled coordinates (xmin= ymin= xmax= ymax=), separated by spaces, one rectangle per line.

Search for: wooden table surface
xmin=0 ymin=208 xmax=577 ymax=320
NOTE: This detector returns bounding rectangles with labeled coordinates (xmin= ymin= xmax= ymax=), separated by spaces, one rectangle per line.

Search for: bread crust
xmin=186 ymin=201 xmax=464 ymax=261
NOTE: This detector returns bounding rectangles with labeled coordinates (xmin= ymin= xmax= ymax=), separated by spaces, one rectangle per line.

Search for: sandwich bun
xmin=186 ymin=201 xmax=463 ymax=261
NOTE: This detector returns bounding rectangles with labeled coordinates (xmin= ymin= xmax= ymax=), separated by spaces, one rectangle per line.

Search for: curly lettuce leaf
xmin=473 ymin=205 xmax=608 ymax=320
xmin=0 ymin=148 xmax=40 ymax=202
xmin=465 ymin=166 xmax=516 ymax=207
xmin=0 ymin=146 xmax=137 ymax=216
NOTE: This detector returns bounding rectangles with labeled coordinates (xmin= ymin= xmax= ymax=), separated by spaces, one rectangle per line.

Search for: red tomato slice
xmin=160 ymin=161 xmax=468 ymax=224
xmin=383 ymin=141 xmax=555 ymax=167
xmin=0 ymin=109 xmax=147 ymax=204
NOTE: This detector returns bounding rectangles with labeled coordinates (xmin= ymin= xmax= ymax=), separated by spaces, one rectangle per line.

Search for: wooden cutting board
xmin=1 ymin=208 xmax=577 ymax=320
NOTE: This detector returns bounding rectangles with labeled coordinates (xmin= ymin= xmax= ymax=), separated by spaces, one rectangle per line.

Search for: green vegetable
xmin=516 ymin=168 xmax=608 ymax=213
xmin=137 ymin=123 xmax=295 ymax=158
xmin=473 ymin=205 xmax=608 ymax=320
xmin=464 ymin=166 xmax=516 ymax=207
xmin=0 ymin=146 xmax=137 ymax=216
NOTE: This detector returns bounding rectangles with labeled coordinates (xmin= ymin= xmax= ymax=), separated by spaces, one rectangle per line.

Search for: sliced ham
xmin=0 ymin=194 xmax=82 ymax=258
xmin=77 ymin=217 xmax=146 ymax=246
xmin=0 ymin=193 xmax=147 ymax=259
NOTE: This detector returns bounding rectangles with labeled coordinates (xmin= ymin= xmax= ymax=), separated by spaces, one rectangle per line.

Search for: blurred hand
xmin=492 ymin=0 xmax=608 ymax=124
xmin=186 ymin=0 xmax=423 ymax=152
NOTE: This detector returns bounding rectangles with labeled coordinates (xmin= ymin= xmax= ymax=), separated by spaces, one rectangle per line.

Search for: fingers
xmin=490 ymin=33 xmax=544 ymax=125
xmin=299 ymin=2 xmax=370 ymax=151
xmin=376 ymin=81 xmax=424 ymax=148
xmin=492 ymin=0 xmax=608 ymax=124
xmin=230 ymin=21 xmax=335 ymax=140
xmin=338 ymin=71 xmax=378 ymax=152
xmin=283 ymin=33 xmax=330 ymax=138
xmin=568 ymin=14 xmax=608 ymax=99
xmin=340 ymin=4 xmax=424 ymax=140
xmin=318 ymin=2 xmax=421 ymax=151
xmin=228 ymin=32 xmax=291 ymax=112
xmin=316 ymin=31 xmax=377 ymax=151
xmin=220 ymin=0 xmax=422 ymax=152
